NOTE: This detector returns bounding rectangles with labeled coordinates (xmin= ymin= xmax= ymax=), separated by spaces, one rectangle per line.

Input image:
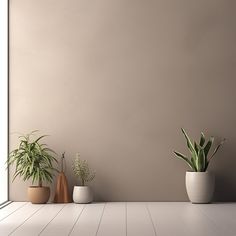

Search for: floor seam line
xmin=146 ymin=203 xmax=158 ymax=236
xmin=67 ymin=204 xmax=86 ymax=236
xmin=8 ymin=204 xmax=45 ymax=236
xmin=38 ymin=204 xmax=67 ymax=236
xmin=125 ymin=202 xmax=127 ymax=236
xmin=0 ymin=202 xmax=29 ymax=222
xmin=95 ymin=202 xmax=106 ymax=236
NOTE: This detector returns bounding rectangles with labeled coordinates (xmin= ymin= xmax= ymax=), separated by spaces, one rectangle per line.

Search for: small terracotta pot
xmin=28 ymin=186 xmax=50 ymax=204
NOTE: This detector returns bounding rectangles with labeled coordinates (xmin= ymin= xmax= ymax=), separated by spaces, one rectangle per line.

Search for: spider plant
xmin=8 ymin=131 xmax=58 ymax=187
xmin=174 ymin=128 xmax=225 ymax=172
xmin=72 ymin=153 xmax=95 ymax=186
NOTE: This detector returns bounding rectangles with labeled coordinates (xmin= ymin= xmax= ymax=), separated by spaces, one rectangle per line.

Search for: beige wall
xmin=9 ymin=0 xmax=236 ymax=201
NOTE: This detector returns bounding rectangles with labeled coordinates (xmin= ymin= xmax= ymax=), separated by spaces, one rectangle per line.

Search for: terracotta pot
xmin=185 ymin=171 xmax=215 ymax=204
xmin=28 ymin=186 xmax=50 ymax=204
xmin=73 ymin=186 xmax=93 ymax=204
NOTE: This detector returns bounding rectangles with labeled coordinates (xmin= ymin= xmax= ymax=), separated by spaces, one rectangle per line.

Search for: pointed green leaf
xmin=173 ymin=151 xmax=195 ymax=171
xmin=194 ymin=141 xmax=199 ymax=154
xmin=197 ymin=148 xmax=205 ymax=172
xmin=199 ymin=132 xmax=205 ymax=146
xmin=204 ymin=137 xmax=214 ymax=159
xmin=181 ymin=128 xmax=197 ymax=159
xmin=209 ymin=138 xmax=226 ymax=161
xmin=34 ymin=135 xmax=48 ymax=144
xmin=190 ymin=157 xmax=197 ymax=171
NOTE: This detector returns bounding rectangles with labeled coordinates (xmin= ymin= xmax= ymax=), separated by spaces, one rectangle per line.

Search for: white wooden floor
xmin=0 ymin=202 xmax=236 ymax=236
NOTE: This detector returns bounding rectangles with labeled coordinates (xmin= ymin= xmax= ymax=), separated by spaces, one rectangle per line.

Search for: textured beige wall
xmin=9 ymin=0 xmax=236 ymax=201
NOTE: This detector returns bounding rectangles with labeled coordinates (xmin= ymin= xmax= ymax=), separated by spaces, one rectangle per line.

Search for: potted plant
xmin=174 ymin=128 xmax=225 ymax=203
xmin=8 ymin=131 xmax=58 ymax=204
xmin=72 ymin=153 xmax=95 ymax=204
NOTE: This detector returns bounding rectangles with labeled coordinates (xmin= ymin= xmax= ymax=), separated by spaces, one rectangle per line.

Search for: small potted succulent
xmin=8 ymin=131 xmax=58 ymax=204
xmin=72 ymin=153 xmax=95 ymax=204
xmin=174 ymin=128 xmax=225 ymax=203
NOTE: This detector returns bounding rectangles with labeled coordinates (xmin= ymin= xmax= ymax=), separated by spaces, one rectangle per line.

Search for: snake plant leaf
xmin=194 ymin=142 xmax=199 ymax=154
xmin=174 ymin=129 xmax=225 ymax=172
xmin=190 ymin=157 xmax=197 ymax=171
xmin=173 ymin=151 xmax=195 ymax=170
xmin=204 ymin=137 xmax=214 ymax=159
xmin=209 ymin=139 xmax=226 ymax=161
xmin=194 ymin=143 xmax=203 ymax=170
xmin=200 ymin=132 xmax=205 ymax=147
xmin=197 ymin=148 xmax=205 ymax=172
xmin=181 ymin=128 xmax=197 ymax=160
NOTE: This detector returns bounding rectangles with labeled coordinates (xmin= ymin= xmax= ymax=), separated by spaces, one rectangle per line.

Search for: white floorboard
xmin=97 ymin=202 xmax=126 ymax=236
xmin=70 ymin=203 xmax=105 ymax=236
xmin=197 ymin=203 xmax=236 ymax=236
xmin=0 ymin=202 xmax=235 ymax=236
xmin=127 ymin=202 xmax=156 ymax=236
xmin=0 ymin=203 xmax=43 ymax=235
xmin=0 ymin=202 xmax=27 ymax=222
xmin=147 ymin=202 xmax=225 ymax=236
xmin=11 ymin=203 xmax=65 ymax=236
xmin=40 ymin=203 xmax=84 ymax=236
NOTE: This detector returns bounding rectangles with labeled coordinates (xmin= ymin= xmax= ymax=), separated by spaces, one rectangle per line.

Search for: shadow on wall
xmin=214 ymin=145 xmax=236 ymax=201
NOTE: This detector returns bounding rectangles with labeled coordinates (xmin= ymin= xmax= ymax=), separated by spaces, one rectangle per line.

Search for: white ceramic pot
xmin=73 ymin=186 xmax=93 ymax=204
xmin=185 ymin=171 xmax=215 ymax=204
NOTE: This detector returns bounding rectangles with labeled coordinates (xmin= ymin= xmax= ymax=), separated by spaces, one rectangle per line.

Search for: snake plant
xmin=174 ymin=128 xmax=225 ymax=172
xmin=8 ymin=131 xmax=58 ymax=187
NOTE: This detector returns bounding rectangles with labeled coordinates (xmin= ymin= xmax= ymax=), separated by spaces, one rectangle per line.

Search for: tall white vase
xmin=185 ymin=171 xmax=215 ymax=204
xmin=73 ymin=186 xmax=93 ymax=204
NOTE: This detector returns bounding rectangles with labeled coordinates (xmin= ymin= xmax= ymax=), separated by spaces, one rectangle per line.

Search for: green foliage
xmin=174 ymin=128 xmax=225 ymax=172
xmin=8 ymin=131 xmax=58 ymax=186
xmin=72 ymin=153 xmax=95 ymax=186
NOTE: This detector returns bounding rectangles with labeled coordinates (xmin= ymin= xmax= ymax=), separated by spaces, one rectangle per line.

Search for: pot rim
xmin=74 ymin=185 xmax=90 ymax=188
xmin=186 ymin=171 xmax=214 ymax=174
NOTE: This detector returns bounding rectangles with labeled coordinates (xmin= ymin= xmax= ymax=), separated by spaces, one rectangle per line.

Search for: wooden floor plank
xmin=97 ymin=202 xmax=126 ymax=236
xmin=197 ymin=203 xmax=236 ymax=236
xmin=70 ymin=203 xmax=105 ymax=236
xmin=1 ymin=202 xmax=235 ymax=236
xmin=0 ymin=202 xmax=28 ymax=221
xmin=0 ymin=203 xmax=43 ymax=236
xmin=127 ymin=202 xmax=156 ymax=236
xmin=40 ymin=203 xmax=84 ymax=236
xmin=147 ymin=202 xmax=226 ymax=236
xmin=10 ymin=203 xmax=65 ymax=236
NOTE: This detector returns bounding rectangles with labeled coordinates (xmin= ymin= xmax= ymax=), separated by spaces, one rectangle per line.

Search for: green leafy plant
xmin=72 ymin=153 xmax=95 ymax=186
xmin=8 ymin=131 xmax=58 ymax=187
xmin=174 ymin=128 xmax=225 ymax=172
